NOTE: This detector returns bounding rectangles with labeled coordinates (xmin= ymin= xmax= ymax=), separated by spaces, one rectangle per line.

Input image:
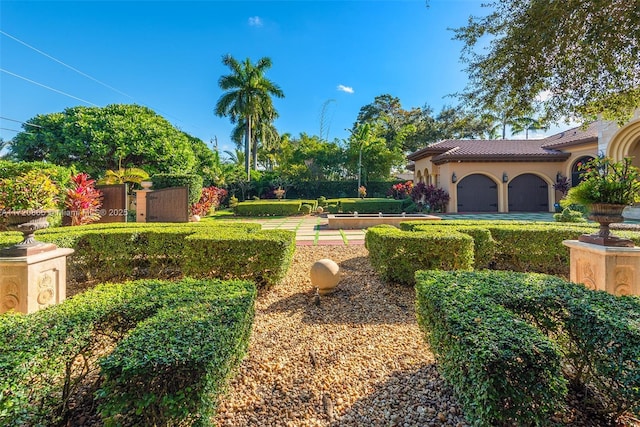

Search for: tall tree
xmin=455 ymin=0 xmax=640 ymax=124
xmin=215 ymin=55 xmax=284 ymax=180
xmin=9 ymin=104 xmax=197 ymax=177
xmin=511 ymin=116 xmax=548 ymax=139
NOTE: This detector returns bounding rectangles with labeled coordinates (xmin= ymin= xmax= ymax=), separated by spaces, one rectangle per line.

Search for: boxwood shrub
xmin=401 ymin=223 xmax=496 ymax=269
xmin=0 ymin=278 xmax=256 ymax=427
xmin=392 ymin=220 xmax=640 ymax=276
xmin=365 ymin=224 xmax=473 ymax=284
xmin=415 ymin=270 xmax=640 ymax=425
xmin=334 ymin=198 xmax=405 ymax=214
xmin=234 ymin=200 xmax=303 ymax=216
xmin=0 ymin=222 xmax=293 ymax=287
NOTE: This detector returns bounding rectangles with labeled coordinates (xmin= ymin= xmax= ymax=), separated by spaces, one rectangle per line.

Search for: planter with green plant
xmin=0 ymin=170 xmax=61 ymax=256
xmin=563 ymin=156 xmax=640 ymax=246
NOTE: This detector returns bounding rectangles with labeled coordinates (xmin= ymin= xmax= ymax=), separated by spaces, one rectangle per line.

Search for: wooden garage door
xmin=457 ymin=174 xmax=498 ymax=212
xmin=508 ymin=174 xmax=548 ymax=212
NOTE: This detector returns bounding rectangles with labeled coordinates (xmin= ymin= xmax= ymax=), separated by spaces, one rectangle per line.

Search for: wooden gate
xmin=95 ymin=184 xmax=128 ymax=223
xmin=146 ymin=187 xmax=189 ymax=222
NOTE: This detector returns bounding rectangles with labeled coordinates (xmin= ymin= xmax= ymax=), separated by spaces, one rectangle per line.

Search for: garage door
xmin=508 ymin=174 xmax=548 ymax=212
xmin=457 ymin=174 xmax=498 ymax=212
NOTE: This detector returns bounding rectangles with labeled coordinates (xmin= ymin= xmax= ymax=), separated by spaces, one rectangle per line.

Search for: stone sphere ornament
xmin=310 ymin=258 xmax=340 ymax=295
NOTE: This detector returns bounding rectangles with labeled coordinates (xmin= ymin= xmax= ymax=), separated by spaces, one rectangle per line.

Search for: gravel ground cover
xmin=214 ymin=246 xmax=631 ymax=427
xmin=214 ymin=245 xmax=468 ymax=427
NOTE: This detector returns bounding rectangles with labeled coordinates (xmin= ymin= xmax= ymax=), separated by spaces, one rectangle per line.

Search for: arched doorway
xmin=607 ymin=117 xmax=640 ymax=166
xmin=508 ymin=174 xmax=549 ymax=212
xmin=456 ymin=174 xmax=498 ymax=212
xmin=571 ymin=156 xmax=595 ymax=187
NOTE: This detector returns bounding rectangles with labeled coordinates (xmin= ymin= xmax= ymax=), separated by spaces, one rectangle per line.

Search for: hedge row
xmin=329 ymin=198 xmax=408 ymax=214
xmin=234 ymin=200 xmax=315 ymax=216
xmin=0 ymin=278 xmax=256 ymax=426
xmin=0 ymin=222 xmax=294 ymax=287
xmin=285 ymin=180 xmax=402 ymax=199
xmin=365 ymin=225 xmax=474 ymax=284
xmin=396 ymin=220 xmax=640 ymax=276
xmin=415 ymin=270 xmax=640 ymax=425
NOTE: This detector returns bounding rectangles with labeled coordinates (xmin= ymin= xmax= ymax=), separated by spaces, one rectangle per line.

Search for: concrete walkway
xmin=229 ymin=212 xmax=562 ymax=246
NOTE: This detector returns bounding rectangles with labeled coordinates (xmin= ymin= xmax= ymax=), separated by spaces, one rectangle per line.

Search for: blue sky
xmin=1 ymin=1 xmax=563 ymax=157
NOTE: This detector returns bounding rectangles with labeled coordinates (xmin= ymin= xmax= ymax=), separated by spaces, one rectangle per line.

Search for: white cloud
xmin=337 ymin=84 xmax=354 ymax=94
xmin=248 ymin=16 xmax=263 ymax=27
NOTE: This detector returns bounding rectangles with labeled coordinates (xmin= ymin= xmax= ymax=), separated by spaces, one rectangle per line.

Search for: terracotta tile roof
xmin=407 ymin=122 xmax=597 ymax=164
xmin=408 ymin=139 xmax=570 ymax=164
xmin=541 ymin=122 xmax=598 ymax=148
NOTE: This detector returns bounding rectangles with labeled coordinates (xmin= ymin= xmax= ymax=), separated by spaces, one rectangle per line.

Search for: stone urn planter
xmin=578 ymin=203 xmax=634 ymax=247
xmin=0 ymin=210 xmax=57 ymax=256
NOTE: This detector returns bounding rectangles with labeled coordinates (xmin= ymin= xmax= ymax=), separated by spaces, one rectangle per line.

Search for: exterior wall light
xmin=502 ymin=172 xmax=509 ymax=183
xmin=452 ymin=172 xmax=457 ymax=183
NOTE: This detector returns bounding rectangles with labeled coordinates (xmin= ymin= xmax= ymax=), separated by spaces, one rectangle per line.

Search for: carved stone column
xmin=0 ymin=248 xmax=74 ymax=314
xmin=563 ymin=240 xmax=640 ymax=296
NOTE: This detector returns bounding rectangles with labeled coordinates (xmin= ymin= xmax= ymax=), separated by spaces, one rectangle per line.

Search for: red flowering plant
xmin=65 ymin=173 xmax=103 ymax=226
xmin=389 ymin=181 xmax=414 ymax=199
xmin=191 ymin=186 xmax=228 ymax=217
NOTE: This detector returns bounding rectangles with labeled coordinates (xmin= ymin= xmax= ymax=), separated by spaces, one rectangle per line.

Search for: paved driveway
xmin=227 ymin=212 xmax=564 ymax=246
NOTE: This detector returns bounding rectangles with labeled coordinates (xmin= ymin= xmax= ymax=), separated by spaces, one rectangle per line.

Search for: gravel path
xmin=214 ymin=245 xmax=468 ymax=427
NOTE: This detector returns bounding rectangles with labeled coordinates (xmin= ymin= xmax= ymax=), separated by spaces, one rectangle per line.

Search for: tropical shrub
xmin=96 ymin=167 xmax=150 ymax=186
xmin=553 ymin=207 xmax=587 ymax=223
xmin=0 ymin=160 xmax=75 ymax=191
xmin=64 ymin=173 xmax=103 ymax=226
xmin=388 ymin=180 xmax=413 ymax=199
xmin=0 ymin=170 xmax=60 ymax=211
xmin=410 ymin=182 xmax=450 ymax=212
xmin=191 ymin=186 xmax=228 ymax=217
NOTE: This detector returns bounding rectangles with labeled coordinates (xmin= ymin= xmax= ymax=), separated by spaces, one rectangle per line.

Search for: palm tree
xmin=0 ymin=138 xmax=11 ymax=160
xmin=215 ymin=55 xmax=284 ymax=180
xmin=511 ymin=117 xmax=548 ymax=139
xmin=97 ymin=167 xmax=150 ymax=185
xmin=230 ymin=112 xmax=280 ymax=171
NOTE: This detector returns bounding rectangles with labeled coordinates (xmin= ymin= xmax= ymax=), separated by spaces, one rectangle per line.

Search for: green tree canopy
xmin=9 ymin=104 xmax=199 ymax=177
xmin=455 ymin=0 xmax=640 ymax=124
xmin=275 ymin=133 xmax=345 ymax=181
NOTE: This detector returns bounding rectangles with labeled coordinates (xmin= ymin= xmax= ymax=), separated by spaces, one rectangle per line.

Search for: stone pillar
xmin=0 ymin=248 xmax=74 ymax=314
xmin=135 ymin=181 xmax=153 ymax=223
xmin=563 ymin=240 xmax=640 ymax=296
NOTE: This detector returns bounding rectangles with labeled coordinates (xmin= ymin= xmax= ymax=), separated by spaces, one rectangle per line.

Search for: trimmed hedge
xmin=336 ymin=198 xmax=406 ymax=214
xmin=365 ymin=225 xmax=473 ymax=284
xmin=401 ymin=223 xmax=496 ymax=269
xmin=0 ymin=278 xmax=256 ymax=427
xmin=183 ymin=230 xmax=296 ymax=286
xmin=285 ymin=180 xmax=401 ymax=199
xmin=415 ymin=270 xmax=640 ymax=425
xmin=0 ymin=222 xmax=293 ymax=287
xmin=234 ymin=200 xmax=303 ymax=216
xmin=393 ymin=220 xmax=640 ymax=276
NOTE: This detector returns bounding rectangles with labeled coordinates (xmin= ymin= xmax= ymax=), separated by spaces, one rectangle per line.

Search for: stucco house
xmin=407 ymin=111 xmax=640 ymax=215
